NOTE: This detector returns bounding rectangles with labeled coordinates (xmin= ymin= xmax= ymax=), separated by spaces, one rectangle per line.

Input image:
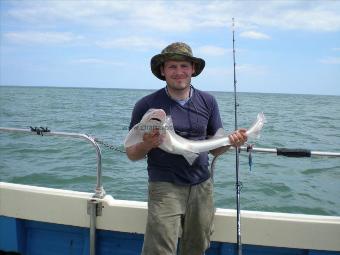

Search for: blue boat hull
xmin=1 ymin=216 xmax=339 ymax=255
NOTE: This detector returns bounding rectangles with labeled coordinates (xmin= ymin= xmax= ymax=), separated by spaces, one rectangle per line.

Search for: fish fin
xmin=159 ymin=133 xmax=173 ymax=152
xmin=212 ymin=128 xmax=227 ymax=138
xmin=124 ymin=124 xmax=143 ymax=148
xmin=246 ymin=112 xmax=266 ymax=140
xmin=182 ymin=151 xmax=200 ymax=165
xmin=159 ymin=131 xmax=199 ymax=165
xmin=164 ymin=116 xmax=175 ymax=131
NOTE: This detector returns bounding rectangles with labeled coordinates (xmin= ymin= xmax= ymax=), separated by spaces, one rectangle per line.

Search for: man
xmin=126 ymin=42 xmax=247 ymax=255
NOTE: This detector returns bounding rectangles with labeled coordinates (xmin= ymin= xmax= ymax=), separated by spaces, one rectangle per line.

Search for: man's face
xmin=161 ymin=60 xmax=195 ymax=91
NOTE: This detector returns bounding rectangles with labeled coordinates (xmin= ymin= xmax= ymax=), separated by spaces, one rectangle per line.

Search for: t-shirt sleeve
xmin=207 ymin=96 xmax=223 ymax=136
xmin=129 ymin=98 xmax=149 ymax=130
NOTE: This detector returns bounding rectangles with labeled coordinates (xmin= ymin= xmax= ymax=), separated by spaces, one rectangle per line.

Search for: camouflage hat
xmin=150 ymin=42 xmax=205 ymax=80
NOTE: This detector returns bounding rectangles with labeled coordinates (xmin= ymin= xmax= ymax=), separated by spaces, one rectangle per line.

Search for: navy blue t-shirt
xmin=129 ymin=86 xmax=223 ymax=185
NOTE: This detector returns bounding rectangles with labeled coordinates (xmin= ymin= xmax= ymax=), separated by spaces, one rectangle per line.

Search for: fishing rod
xmin=232 ymin=17 xmax=242 ymax=255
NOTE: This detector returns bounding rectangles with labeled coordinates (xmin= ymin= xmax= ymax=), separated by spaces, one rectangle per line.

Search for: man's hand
xmin=126 ymin=128 xmax=164 ymax=161
xmin=228 ymin=128 xmax=247 ymax=147
xmin=142 ymin=128 xmax=163 ymax=150
xmin=210 ymin=128 xmax=247 ymax=156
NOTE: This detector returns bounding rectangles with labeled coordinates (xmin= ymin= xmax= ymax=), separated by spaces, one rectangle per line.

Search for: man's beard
xmin=166 ymin=79 xmax=191 ymax=91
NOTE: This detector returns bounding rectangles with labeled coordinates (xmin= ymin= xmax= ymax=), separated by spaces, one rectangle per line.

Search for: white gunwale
xmin=1 ymin=182 xmax=339 ymax=251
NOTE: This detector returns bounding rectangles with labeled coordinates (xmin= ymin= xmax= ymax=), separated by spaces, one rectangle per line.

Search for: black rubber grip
xmin=277 ymin=148 xmax=311 ymax=158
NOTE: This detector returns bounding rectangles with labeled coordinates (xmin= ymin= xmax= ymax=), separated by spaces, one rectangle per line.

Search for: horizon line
xmin=0 ymin=84 xmax=338 ymax=97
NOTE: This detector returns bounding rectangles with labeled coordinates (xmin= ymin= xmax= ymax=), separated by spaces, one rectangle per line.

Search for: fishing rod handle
xmin=239 ymin=146 xmax=340 ymax=158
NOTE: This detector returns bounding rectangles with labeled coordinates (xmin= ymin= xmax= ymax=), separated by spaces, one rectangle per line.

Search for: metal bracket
xmin=30 ymin=126 xmax=50 ymax=136
xmin=87 ymin=199 xmax=103 ymax=216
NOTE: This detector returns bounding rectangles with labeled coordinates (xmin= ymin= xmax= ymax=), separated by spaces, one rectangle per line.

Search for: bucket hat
xmin=150 ymin=42 xmax=205 ymax=80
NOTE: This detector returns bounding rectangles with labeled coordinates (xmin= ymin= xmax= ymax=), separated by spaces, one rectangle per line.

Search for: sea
xmin=0 ymin=86 xmax=339 ymax=216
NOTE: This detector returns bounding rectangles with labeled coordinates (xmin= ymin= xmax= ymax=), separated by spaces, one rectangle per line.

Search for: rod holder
xmin=88 ymin=199 xmax=102 ymax=255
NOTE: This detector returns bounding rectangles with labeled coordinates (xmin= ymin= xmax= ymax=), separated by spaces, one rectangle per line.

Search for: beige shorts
xmin=141 ymin=178 xmax=215 ymax=255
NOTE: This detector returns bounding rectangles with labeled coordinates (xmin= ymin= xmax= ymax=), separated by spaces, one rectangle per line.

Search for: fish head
xmin=142 ymin=108 xmax=166 ymax=123
xmin=124 ymin=108 xmax=167 ymax=148
xmin=140 ymin=108 xmax=167 ymax=133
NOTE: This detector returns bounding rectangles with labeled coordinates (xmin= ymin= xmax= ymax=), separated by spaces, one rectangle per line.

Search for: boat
xmin=1 ymin=127 xmax=340 ymax=255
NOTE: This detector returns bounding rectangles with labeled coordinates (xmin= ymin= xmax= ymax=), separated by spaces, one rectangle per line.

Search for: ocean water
xmin=0 ymin=86 xmax=339 ymax=216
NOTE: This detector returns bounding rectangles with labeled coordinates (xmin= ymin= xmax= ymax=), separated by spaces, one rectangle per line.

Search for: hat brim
xmin=151 ymin=53 xmax=205 ymax=81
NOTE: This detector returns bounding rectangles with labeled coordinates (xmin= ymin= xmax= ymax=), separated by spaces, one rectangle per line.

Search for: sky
xmin=0 ymin=0 xmax=340 ymax=95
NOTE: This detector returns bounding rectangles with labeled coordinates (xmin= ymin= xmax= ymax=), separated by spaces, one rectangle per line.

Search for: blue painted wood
xmin=1 ymin=216 xmax=339 ymax=255
xmin=97 ymin=230 xmax=144 ymax=255
xmin=308 ymin=251 xmax=340 ymax=255
xmin=0 ymin=216 xmax=19 ymax=252
xmin=25 ymin=221 xmax=88 ymax=255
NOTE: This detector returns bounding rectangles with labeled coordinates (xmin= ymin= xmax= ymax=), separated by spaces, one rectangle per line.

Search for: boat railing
xmin=0 ymin=126 xmax=106 ymax=255
xmin=0 ymin=126 xmax=105 ymax=198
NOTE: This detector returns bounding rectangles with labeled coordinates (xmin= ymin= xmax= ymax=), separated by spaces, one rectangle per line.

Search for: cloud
xmin=6 ymin=1 xmax=196 ymax=32
xmin=95 ymin=36 xmax=166 ymax=51
xmin=240 ymin=31 xmax=271 ymax=40
xmin=5 ymin=1 xmax=340 ymax=32
xmin=71 ymin=58 xmax=125 ymax=66
xmin=7 ymin=1 xmax=128 ymax=27
xmin=131 ymin=2 xmax=198 ymax=32
xmin=235 ymin=1 xmax=340 ymax=32
xmin=196 ymin=46 xmax=230 ymax=57
xmin=4 ymin=31 xmax=83 ymax=44
xmin=319 ymin=57 xmax=340 ymax=65
xmin=204 ymin=66 xmax=233 ymax=77
xmin=273 ymin=9 xmax=340 ymax=32
xmin=235 ymin=64 xmax=269 ymax=76
xmin=204 ymin=64 xmax=268 ymax=77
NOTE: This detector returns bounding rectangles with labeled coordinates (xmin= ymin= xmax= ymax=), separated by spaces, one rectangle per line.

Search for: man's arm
xmin=210 ymin=145 xmax=231 ymax=157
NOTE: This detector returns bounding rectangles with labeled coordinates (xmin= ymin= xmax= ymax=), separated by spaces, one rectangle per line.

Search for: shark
xmin=124 ymin=109 xmax=265 ymax=165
